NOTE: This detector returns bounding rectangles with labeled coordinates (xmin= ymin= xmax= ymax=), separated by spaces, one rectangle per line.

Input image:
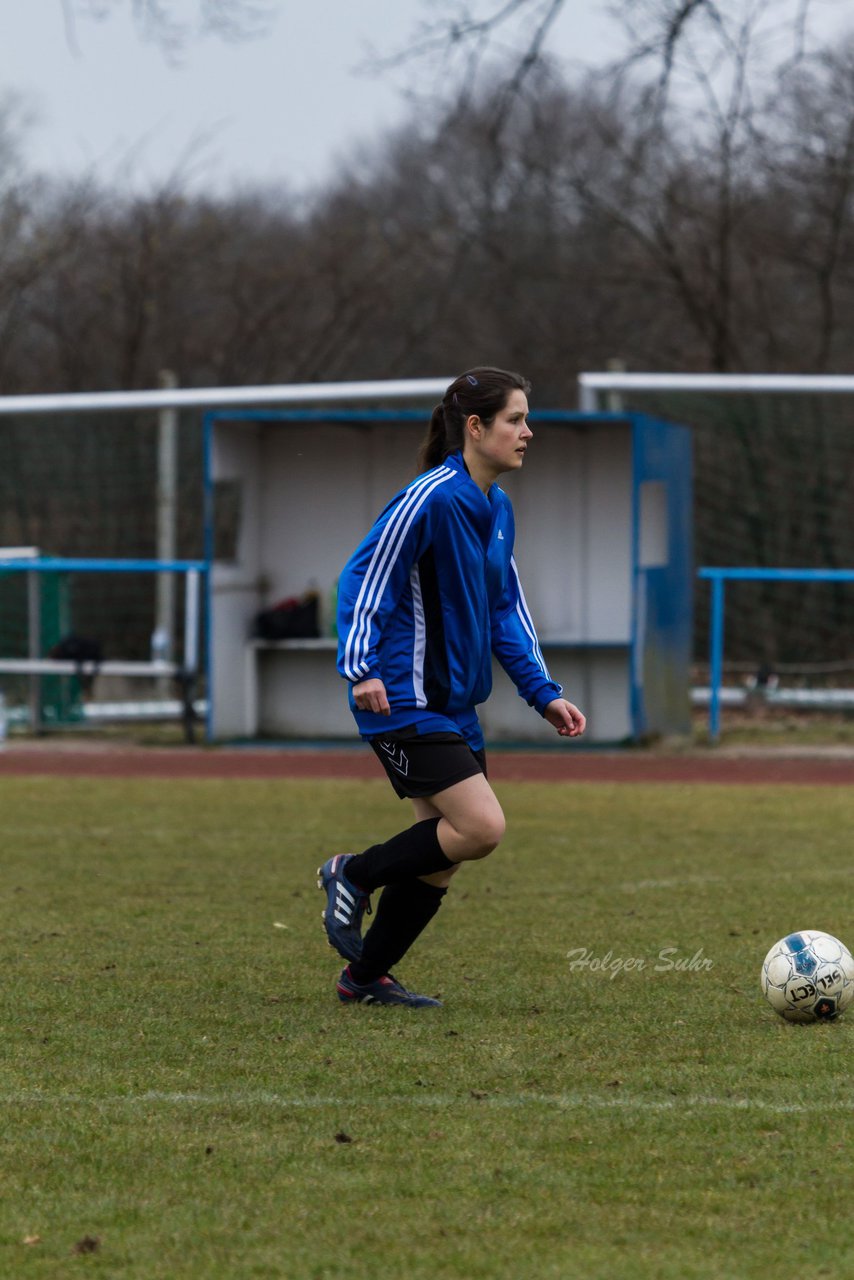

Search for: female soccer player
xmin=318 ymin=367 xmax=586 ymax=1006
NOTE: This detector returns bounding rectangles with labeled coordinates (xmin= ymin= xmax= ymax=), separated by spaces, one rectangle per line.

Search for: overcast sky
xmin=0 ymin=1 xmax=625 ymax=196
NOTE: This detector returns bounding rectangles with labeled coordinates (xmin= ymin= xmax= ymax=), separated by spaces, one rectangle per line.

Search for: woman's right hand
xmin=352 ymin=677 xmax=391 ymax=716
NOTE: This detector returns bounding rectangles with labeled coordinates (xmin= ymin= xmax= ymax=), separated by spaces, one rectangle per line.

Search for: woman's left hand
xmin=544 ymin=698 xmax=586 ymax=738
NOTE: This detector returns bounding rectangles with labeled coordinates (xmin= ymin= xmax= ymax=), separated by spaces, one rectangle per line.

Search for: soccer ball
xmin=760 ymin=930 xmax=854 ymax=1023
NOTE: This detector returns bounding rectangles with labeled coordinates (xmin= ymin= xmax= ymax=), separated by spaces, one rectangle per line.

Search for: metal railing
xmin=699 ymin=567 xmax=854 ymax=740
xmin=0 ymin=557 xmax=205 ymax=740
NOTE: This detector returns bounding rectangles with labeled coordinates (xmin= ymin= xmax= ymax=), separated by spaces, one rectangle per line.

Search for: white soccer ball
xmin=760 ymin=930 xmax=854 ymax=1023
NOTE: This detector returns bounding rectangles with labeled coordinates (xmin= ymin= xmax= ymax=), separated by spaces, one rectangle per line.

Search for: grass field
xmin=2 ymin=774 xmax=854 ymax=1279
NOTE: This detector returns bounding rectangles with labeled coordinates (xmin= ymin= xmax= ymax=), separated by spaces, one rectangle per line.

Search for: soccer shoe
xmin=336 ymin=968 xmax=442 ymax=1008
xmin=317 ymin=854 xmax=371 ymax=962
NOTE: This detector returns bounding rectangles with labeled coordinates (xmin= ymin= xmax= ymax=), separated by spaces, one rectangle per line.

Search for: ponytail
xmin=418 ymin=404 xmax=450 ymax=472
xmin=416 ymin=367 xmax=531 ymax=475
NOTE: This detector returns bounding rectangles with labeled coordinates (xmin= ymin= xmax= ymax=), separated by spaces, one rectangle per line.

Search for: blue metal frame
xmin=629 ymin=414 xmax=694 ymax=739
xmin=630 ymin=425 xmax=642 ymax=737
xmin=0 ymin=556 xmax=208 ymax=739
xmin=699 ymin=566 xmax=854 ymax=740
xmin=203 ymin=412 xmax=216 ymax=742
xmin=204 ymin=408 xmax=630 ymax=426
xmin=0 ymin=558 xmax=206 ymax=573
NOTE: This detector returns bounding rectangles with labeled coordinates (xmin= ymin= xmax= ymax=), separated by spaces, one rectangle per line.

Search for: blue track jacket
xmin=337 ymin=451 xmax=562 ymax=750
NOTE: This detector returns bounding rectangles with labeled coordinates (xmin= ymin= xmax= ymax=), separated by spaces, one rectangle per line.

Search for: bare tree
xmin=369 ymin=0 xmax=566 ymax=131
xmin=755 ymin=38 xmax=854 ymax=372
xmin=378 ymin=1 xmax=847 ymax=151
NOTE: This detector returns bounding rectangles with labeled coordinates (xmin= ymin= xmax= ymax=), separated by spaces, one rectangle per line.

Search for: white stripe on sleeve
xmin=510 ymin=556 xmax=550 ymax=679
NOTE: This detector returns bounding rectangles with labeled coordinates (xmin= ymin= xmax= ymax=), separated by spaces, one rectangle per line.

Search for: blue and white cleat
xmin=317 ymin=854 xmax=371 ymax=962
xmin=336 ymin=967 xmax=442 ymax=1008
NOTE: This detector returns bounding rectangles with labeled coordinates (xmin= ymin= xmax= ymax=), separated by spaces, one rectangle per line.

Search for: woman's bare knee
xmin=442 ymin=807 xmax=505 ymax=861
xmin=469 ymin=810 xmax=506 ymax=858
xmin=429 ymin=773 xmax=506 ymax=863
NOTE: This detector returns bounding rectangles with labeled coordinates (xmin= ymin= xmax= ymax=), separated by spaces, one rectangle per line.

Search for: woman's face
xmin=465 ymin=388 xmax=533 ymax=484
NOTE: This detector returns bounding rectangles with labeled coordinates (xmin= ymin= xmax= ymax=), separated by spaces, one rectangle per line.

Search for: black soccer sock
xmin=346 ymin=818 xmax=454 ymax=894
xmin=348 ymin=879 xmax=448 ymax=986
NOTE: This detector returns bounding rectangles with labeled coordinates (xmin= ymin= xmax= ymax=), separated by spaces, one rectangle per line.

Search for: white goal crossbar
xmin=578 ymin=371 xmax=854 ymax=412
xmin=0 ymin=378 xmax=454 ymax=417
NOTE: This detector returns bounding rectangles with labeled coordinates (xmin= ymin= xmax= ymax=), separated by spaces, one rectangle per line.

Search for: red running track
xmin=0 ymin=744 xmax=852 ymax=784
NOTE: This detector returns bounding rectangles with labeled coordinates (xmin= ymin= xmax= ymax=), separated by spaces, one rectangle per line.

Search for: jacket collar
xmin=445 ymin=450 xmax=495 ymax=501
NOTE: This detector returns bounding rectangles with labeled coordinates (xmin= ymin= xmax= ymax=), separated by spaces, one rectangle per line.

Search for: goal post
xmin=0 ymin=379 xmax=454 ymax=741
xmin=579 ymin=372 xmax=854 ymax=739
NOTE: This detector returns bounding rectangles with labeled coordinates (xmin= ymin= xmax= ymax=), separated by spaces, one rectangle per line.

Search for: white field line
xmin=0 ymin=1090 xmax=848 ymax=1115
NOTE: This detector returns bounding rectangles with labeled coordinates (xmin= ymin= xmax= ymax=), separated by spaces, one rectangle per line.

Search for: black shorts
xmin=369 ymin=725 xmax=488 ymax=800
